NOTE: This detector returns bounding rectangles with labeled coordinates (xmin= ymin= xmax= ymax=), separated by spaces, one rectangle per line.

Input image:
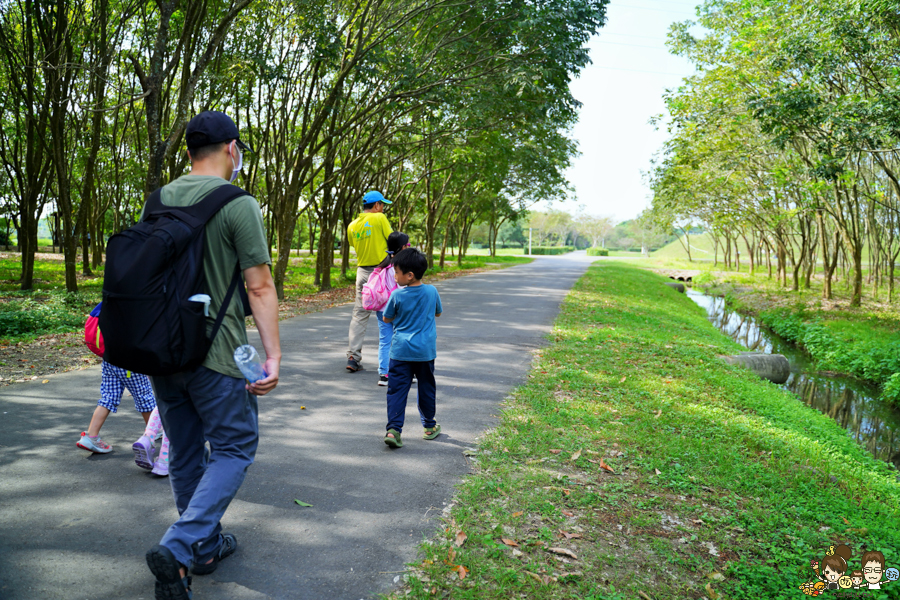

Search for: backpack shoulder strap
xmin=141 ymin=189 xmax=164 ymax=221
xmin=143 ymin=184 xmax=251 ymax=229
xmin=190 ymin=184 xmax=252 ymax=224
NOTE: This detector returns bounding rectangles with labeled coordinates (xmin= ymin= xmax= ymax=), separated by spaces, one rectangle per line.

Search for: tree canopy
xmin=650 ymin=0 xmax=900 ymax=305
xmin=0 ymin=0 xmax=608 ymax=297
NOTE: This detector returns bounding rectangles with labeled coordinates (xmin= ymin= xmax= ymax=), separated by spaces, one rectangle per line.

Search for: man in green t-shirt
xmin=145 ymin=111 xmax=281 ymax=600
xmin=345 ymin=190 xmax=393 ymax=372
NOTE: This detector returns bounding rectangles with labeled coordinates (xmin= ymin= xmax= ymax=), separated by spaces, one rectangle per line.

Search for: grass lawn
xmin=388 ymin=262 xmax=900 ymax=599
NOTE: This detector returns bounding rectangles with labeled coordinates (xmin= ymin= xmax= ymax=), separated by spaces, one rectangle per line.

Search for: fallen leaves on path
xmin=454 ymin=531 xmax=467 ymax=547
xmin=293 ymin=499 xmax=313 ymax=507
xmin=570 ymin=449 xmax=582 ymax=461
xmin=548 ymin=547 xmax=578 ymax=559
xmin=456 ymin=565 xmax=468 ymax=580
xmin=500 ymin=538 xmax=519 ymax=547
xmin=525 ymin=571 xmax=556 ymax=585
xmin=599 ymin=458 xmax=615 ymax=473
xmin=558 ymin=530 xmax=583 ymax=540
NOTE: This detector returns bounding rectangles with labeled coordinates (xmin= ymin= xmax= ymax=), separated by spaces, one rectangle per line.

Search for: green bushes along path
xmin=390 ymin=263 xmax=900 ymax=599
xmin=735 ymin=302 xmax=900 ymax=407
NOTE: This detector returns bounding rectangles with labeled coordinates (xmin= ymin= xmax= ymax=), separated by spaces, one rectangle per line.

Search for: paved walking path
xmin=0 ymin=253 xmax=595 ymax=600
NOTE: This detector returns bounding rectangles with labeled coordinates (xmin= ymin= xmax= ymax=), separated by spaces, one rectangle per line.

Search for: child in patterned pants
xmin=132 ymin=407 xmax=170 ymax=476
xmin=77 ymin=361 xmax=156 ymax=454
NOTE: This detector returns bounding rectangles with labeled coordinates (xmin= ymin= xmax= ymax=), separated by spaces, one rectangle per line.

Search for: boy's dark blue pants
xmin=386 ymin=359 xmax=436 ymax=433
xmin=151 ymin=366 xmax=259 ymax=569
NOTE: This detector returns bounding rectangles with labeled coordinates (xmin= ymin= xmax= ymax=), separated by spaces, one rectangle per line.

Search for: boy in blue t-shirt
xmin=381 ymin=248 xmax=443 ymax=448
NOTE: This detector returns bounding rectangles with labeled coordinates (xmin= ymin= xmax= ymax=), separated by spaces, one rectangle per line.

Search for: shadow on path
xmin=0 ymin=253 xmax=595 ymax=600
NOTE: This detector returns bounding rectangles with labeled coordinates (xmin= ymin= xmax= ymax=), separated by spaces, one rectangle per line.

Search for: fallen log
xmin=722 ymin=352 xmax=790 ymax=384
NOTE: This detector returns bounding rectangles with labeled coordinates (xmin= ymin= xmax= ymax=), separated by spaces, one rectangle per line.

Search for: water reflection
xmin=687 ymin=290 xmax=900 ymax=468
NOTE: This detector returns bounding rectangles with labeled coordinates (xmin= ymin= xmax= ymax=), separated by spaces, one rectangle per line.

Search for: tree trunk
xmin=273 ymin=215 xmax=297 ymax=301
xmin=850 ymin=244 xmax=863 ymax=307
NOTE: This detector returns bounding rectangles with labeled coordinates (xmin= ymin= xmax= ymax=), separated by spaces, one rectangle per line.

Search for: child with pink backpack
xmin=363 ymin=232 xmax=410 ymax=386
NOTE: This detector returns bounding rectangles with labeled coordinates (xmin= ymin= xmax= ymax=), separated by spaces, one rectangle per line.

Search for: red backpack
xmin=84 ymin=302 xmax=104 ymax=358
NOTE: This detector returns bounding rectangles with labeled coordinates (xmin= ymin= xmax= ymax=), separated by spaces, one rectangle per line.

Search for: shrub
xmin=527 ymin=246 xmax=574 ymax=255
xmin=758 ymin=307 xmax=900 ymax=393
xmin=586 ymin=247 xmax=608 ymax=256
xmin=882 ymin=373 xmax=900 ymax=407
xmin=692 ymin=271 xmax=716 ymax=286
xmin=0 ymin=292 xmax=91 ymax=340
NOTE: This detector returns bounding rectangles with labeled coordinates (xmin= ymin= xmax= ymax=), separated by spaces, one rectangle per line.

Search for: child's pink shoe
xmin=151 ymin=457 xmax=169 ymax=477
xmin=132 ymin=435 xmax=155 ymax=470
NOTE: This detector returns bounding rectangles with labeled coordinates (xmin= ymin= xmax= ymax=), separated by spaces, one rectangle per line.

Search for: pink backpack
xmin=362 ymin=266 xmax=398 ymax=311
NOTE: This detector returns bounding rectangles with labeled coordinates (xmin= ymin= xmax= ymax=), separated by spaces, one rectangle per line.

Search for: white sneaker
xmin=378 ymin=375 xmax=388 ymax=387
xmin=77 ymin=432 xmax=112 ymax=454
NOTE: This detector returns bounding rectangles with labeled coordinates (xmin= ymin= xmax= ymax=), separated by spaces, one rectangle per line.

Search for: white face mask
xmin=229 ymin=141 xmax=243 ymax=183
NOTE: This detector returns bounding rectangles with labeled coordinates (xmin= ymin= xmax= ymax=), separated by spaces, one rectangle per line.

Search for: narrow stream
xmin=687 ymin=289 xmax=900 ymax=468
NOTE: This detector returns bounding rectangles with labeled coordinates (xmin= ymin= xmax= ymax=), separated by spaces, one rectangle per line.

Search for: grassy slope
xmin=390 ymin=262 xmax=900 ymax=599
xmin=653 ymin=232 xmax=881 ymax=266
xmin=652 ymin=232 xmax=719 ymax=261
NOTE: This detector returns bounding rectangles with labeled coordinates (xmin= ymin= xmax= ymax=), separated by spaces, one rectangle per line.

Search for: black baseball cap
xmin=186 ymin=110 xmax=252 ymax=152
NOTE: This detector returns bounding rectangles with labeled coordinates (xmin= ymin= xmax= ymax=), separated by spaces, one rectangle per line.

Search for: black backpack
xmin=99 ymin=184 xmax=250 ymax=376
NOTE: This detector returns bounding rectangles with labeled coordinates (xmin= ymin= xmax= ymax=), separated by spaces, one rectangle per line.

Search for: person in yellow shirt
xmin=346 ymin=190 xmax=393 ymax=371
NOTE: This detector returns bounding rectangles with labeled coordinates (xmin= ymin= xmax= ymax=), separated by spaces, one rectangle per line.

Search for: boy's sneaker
xmin=378 ymin=375 xmax=388 ymax=386
xmin=151 ymin=458 xmax=169 ymax=477
xmin=423 ymin=424 xmax=442 ymax=440
xmin=77 ymin=432 xmax=112 ymax=454
xmin=133 ymin=435 xmax=155 ymax=470
xmin=384 ymin=428 xmax=403 ymax=448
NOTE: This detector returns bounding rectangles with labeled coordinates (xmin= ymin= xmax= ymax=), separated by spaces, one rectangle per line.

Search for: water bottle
xmin=233 ymin=344 xmax=267 ymax=383
xmin=188 ymin=294 xmax=211 ymax=316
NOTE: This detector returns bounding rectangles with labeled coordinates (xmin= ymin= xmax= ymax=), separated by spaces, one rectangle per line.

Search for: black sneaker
xmin=378 ymin=375 xmax=388 ymax=386
xmin=346 ymin=358 xmax=361 ymax=372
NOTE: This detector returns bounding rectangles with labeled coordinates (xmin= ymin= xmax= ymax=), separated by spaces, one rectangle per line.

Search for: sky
xmin=548 ymin=0 xmax=701 ymax=223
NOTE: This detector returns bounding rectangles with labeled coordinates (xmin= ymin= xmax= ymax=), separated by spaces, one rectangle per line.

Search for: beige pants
xmin=347 ymin=266 xmax=376 ymax=362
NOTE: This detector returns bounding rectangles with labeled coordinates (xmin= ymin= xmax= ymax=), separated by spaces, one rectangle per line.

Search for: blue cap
xmin=362 ymin=190 xmax=392 ymax=205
